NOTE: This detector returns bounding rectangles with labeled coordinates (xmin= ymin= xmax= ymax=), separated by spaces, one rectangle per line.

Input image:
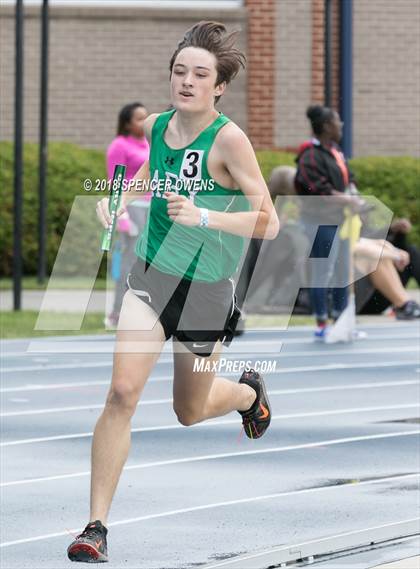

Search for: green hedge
xmin=0 ymin=141 xmax=106 ymax=277
xmin=349 ymin=156 xmax=420 ymax=245
xmin=0 ymin=142 xmax=419 ymax=277
xmin=256 ymin=150 xmax=420 ymax=245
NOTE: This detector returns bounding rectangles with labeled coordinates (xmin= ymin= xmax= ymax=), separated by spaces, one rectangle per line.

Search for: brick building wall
xmin=244 ymin=0 xmax=275 ymax=148
xmin=353 ymin=0 xmax=420 ymax=156
xmin=309 ymin=0 xmax=340 ymax=111
xmin=311 ymin=0 xmax=325 ymax=104
xmin=310 ymin=0 xmax=341 ymax=110
xmin=274 ymin=0 xmax=312 ymax=148
xmin=330 ymin=0 xmax=340 ymax=112
xmin=0 ymin=5 xmax=247 ymax=149
xmin=1 ymin=1 xmax=419 ymax=156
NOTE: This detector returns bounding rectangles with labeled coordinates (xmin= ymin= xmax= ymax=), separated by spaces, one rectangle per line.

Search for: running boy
xmin=67 ymin=21 xmax=279 ymax=563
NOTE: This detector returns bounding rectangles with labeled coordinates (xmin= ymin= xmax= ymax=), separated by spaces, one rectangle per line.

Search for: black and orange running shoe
xmin=238 ymin=369 xmax=271 ymax=439
xmin=67 ymin=520 xmax=108 ymax=563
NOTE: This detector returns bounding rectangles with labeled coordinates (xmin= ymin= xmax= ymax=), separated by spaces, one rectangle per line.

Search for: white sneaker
xmin=314 ymin=325 xmax=329 ymax=342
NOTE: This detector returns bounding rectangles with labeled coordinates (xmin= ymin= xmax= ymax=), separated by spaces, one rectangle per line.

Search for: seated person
xmin=235 ymin=166 xmax=310 ymax=314
xmin=237 ymin=166 xmax=420 ymax=321
xmin=355 ymin=235 xmax=420 ymax=319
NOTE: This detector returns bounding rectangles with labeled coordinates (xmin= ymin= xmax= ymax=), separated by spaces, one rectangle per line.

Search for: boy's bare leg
xmin=89 ymin=290 xmax=166 ymax=525
xmin=172 ymin=341 xmax=256 ymax=426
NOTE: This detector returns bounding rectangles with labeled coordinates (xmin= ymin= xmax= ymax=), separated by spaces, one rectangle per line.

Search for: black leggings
xmin=358 ymin=234 xmax=420 ymax=314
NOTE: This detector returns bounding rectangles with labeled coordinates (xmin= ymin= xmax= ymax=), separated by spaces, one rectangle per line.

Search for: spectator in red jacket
xmin=295 ymin=105 xmax=365 ymax=340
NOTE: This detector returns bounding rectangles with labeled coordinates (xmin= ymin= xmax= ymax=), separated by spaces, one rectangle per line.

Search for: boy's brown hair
xmin=169 ymin=21 xmax=246 ymax=103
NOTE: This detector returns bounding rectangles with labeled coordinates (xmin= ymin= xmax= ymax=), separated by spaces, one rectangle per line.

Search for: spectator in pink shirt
xmin=105 ymin=102 xmax=150 ymax=327
xmin=107 ymin=102 xmax=150 ymax=181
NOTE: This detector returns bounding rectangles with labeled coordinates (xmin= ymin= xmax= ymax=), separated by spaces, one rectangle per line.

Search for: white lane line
xmin=0 ymin=398 xmax=172 ymax=417
xmin=269 ymin=380 xmax=420 ymax=395
xmin=2 ymin=404 xmax=418 ymax=447
xmin=2 ymin=344 xmax=418 ymax=373
xmin=0 ymin=358 xmax=171 ymax=373
xmin=2 ymin=360 xmax=419 ymax=394
xmin=2 ymin=430 xmax=418 ymax=488
xmin=282 ymin=346 xmax=419 ymax=357
xmin=23 ymin=331 xmax=420 ymax=354
xmin=2 ymin=380 xmax=419 ymax=418
xmin=1 ymin=336 xmax=418 ymax=360
xmin=0 ymin=351 xmax=172 ymax=361
xmin=1 ymin=361 xmax=113 ymax=373
xmin=0 ymin=325 xmax=417 ymax=351
xmin=3 ymin=340 xmax=419 ymax=370
xmin=1 ymin=379 xmax=111 ymax=393
xmin=205 ymin=518 xmax=420 ymax=569
xmin=1 ymin=473 xmax=418 ymax=548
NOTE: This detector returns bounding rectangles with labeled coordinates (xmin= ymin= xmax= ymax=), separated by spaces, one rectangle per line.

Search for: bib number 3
xmin=181 ymin=149 xmax=204 ymax=180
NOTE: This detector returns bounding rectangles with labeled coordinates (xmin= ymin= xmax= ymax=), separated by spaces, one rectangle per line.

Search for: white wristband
xmin=199 ymin=208 xmax=209 ymax=227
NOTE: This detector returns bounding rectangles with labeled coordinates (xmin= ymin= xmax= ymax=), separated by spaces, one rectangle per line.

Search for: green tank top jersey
xmin=135 ymin=109 xmax=250 ymax=282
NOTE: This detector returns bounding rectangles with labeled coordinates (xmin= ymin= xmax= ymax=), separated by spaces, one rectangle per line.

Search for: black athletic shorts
xmin=126 ymin=259 xmax=241 ymax=357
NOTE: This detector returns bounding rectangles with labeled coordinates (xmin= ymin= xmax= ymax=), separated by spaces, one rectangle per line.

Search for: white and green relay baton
xmin=101 ymin=164 xmax=126 ymax=252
